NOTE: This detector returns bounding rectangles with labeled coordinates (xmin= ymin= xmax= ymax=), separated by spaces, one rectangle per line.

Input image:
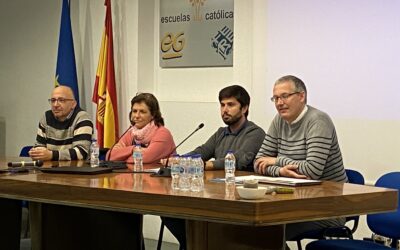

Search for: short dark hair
xmin=275 ymin=75 xmax=308 ymax=103
xmin=131 ymin=93 xmax=164 ymax=126
xmin=218 ymin=85 xmax=250 ymax=117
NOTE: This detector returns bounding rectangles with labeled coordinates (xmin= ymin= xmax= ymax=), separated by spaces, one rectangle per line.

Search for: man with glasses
xmin=29 ymin=85 xmax=93 ymax=161
xmin=162 ymin=85 xmax=266 ymax=250
xmin=254 ymin=75 xmax=348 ymax=245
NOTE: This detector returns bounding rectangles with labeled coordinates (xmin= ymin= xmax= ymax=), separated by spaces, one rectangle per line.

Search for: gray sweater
xmin=35 ymin=108 xmax=93 ymax=161
xmin=190 ymin=120 xmax=265 ymax=170
xmin=256 ymin=106 xmax=347 ymax=182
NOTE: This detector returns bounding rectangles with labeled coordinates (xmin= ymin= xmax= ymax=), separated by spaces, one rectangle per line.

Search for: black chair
xmin=306 ymin=171 xmax=400 ymax=250
xmin=293 ymin=169 xmax=365 ymax=249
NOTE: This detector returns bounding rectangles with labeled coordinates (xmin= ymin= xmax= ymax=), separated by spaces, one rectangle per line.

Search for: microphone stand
xmin=151 ymin=123 xmax=204 ymax=177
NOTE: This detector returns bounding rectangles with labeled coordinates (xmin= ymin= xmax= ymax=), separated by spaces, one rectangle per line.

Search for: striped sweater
xmin=256 ymin=105 xmax=347 ymax=182
xmin=35 ymin=108 xmax=93 ymax=160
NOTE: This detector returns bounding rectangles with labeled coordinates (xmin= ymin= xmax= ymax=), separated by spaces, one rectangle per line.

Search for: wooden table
xmin=0 ymin=159 xmax=398 ymax=250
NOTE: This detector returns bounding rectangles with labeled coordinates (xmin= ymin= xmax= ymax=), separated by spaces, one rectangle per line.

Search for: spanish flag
xmin=55 ymin=0 xmax=79 ymax=106
xmin=92 ymin=0 xmax=119 ymax=148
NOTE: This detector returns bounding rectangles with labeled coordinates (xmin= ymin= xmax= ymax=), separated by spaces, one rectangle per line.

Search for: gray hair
xmin=275 ymin=75 xmax=307 ymax=103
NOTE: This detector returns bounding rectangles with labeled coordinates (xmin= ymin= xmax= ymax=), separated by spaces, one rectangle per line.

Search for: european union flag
xmin=55 ymin=0 xmax=79 ymax=106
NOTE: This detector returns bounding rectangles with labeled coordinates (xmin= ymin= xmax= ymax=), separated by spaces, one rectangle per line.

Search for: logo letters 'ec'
xmin=161 ymin=32 xmax=185 ymax=59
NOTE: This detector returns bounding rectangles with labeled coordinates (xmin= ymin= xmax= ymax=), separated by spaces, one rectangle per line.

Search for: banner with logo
xmin=160 ymin=0 xmax=234 ymax=68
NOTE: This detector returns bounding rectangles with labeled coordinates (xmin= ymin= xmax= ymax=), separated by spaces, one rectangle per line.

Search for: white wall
xmin=0 ymin=0 xmax=59 ymax=156
xmin=264 ymin=0 xmax=400 ymax=182
xmin=1 ymin=0 xmax=399 ymax=245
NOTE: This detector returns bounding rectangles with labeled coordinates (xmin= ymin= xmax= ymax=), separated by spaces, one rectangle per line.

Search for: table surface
xmin=0 ymin=158 xmax=398 ymax=226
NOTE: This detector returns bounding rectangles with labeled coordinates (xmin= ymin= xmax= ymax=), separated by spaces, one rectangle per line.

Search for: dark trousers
xmin=30 ymin=202 xmax=144 ymax=250
xmin=161 ymin=216 xmax=186 ymax=250
xmin=0 ymin=198 xmax=22 ymax=250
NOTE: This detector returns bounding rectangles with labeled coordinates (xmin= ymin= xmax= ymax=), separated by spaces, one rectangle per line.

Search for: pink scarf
xmin=131 ymin=121 xmax=158 ymax=146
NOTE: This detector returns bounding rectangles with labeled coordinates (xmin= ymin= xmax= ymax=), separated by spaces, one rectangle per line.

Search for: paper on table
xmin=112 ymin=168 xmax=160 ymax=173
xmin=236 ymin=175 xmax=321 ymax=186
xmin=210 ymin=175 xmax=321 ymax=186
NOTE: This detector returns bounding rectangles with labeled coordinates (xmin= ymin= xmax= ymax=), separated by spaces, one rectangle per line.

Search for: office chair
xmin=306 ymin=171 xmax=400 ymax=250
xmin=19 ymin=145 xmax=33 ymax=157
xmin=293 ymin=169 xmax=365 ymax=250
xmin=99 ymin=148 xmax=109 ymax=161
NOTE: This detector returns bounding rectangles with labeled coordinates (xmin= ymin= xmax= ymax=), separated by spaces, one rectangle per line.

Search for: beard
xmin=222 ymin=113 xmax=242 ymax=126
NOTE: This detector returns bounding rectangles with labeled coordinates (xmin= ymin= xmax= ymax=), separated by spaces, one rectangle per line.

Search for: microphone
xmin=106 ymin=125 xmax=133 ymax=161
xmin=151 ymin=123 xmax=204 ymax=177
xmin=8 ymin=160 xmax=43 ymax=168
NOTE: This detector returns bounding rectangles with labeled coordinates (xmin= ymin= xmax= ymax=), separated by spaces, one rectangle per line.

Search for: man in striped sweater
xmin=29 ymin=86 xmax=93 ymax=161
xmin=254 ymin=75 xmax=348 ymax=243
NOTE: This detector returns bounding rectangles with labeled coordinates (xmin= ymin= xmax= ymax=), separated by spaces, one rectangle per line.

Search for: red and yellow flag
xmin=92 ymin=0 xmax=119 ymax=148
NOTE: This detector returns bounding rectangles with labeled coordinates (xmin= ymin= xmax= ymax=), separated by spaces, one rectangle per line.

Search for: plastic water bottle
xmin=197 ymin=154 xmax=204 ymax=189
xmin=225 ymin=182 xmax=236 ymax=200
xmin=90 ymin=139 xmax=100 ymax=168
xmin=224 ymin=150 xmax=236 ymax=184
xmin=190 ymin=154 xmax=204 ymax=192
xmin=170 ymin=154 xmax=180 ymax=190
xmin=178 ymin=155 xmax=191 ymax=191
xmin=133 ymin=144 xmax=143 ymax=172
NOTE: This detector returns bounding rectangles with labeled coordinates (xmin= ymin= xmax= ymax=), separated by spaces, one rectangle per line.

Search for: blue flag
xmin=55 ymin=0 xmax=79 ymax=106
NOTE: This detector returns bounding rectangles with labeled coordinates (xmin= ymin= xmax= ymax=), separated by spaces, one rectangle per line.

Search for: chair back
xmin=345 ymin=169 xmax=365 ymax=233
xmin=346 ymin=169 xmax=365 ymax=185
xmin=19 ymin=146 xmax=33 ymax=157
xmin=367 ymin=172 xmax=400 ymax=240
xmin=99 ymin=148 xmax=109 ymax=161
xmin=292 ymin=169 xmax=366 ymax=250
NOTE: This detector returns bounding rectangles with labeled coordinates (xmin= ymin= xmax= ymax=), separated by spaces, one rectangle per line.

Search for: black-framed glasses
xmin=270 ymin=92 xmax=301 ymax=103
xmin=48 ymin=98 xmax=74 ymax=104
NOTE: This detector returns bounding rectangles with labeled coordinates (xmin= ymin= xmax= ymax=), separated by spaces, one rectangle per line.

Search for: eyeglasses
xmin=270 ymin=92 xmax=301 ymax=103
xmin=48 ymin=98 xmax=74 ymax=104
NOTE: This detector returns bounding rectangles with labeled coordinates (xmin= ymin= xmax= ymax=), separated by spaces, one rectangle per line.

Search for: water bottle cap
xmin=92 ymin=139 xmax=97 ymax=142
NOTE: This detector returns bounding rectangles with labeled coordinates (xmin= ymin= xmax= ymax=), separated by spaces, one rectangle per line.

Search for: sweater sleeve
xmin=141 ymin=127 xmax=175 ymax=164
xmin=35 ymin=114 xmax=47 ymax=147
xmin=275 ymin=118 xmax=335 ymax=179
xmin=213 ymin=127 xmax=266 ymax=170
xmin=255 ymin=117 xmax=282 ymax=176
xmin=189 ymin=130 xmax=220 ymax=162
xmin=277 ymin=120 xmax=334 ymax=180
xmin=56 ymin=113 xmax=93 ymax=160
xmin=107 ymin=127 xmax=176 ymax=164
xmin=107 ymin=129 xmax=135 ymax=162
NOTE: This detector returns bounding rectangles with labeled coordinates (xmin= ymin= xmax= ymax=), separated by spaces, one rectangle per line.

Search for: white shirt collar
xmin=290 ymin=105 xmax=308 ymax=125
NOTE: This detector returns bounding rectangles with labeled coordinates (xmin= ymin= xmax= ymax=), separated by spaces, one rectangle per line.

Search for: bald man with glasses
xmin=29 ymin=86 xmax=93 ymax=161
xmin=254 ymin=75 xmax=348 ymax=247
